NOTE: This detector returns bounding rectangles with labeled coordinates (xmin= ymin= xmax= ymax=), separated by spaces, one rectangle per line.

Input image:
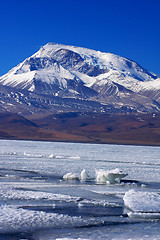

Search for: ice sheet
xmin=0 ymin=140 xmax=160 ymax=239
xmin=0 ymin=205 xmax=100 ymax=233
xmin=124 ymin=190 xmax=160 ymax=213
xmin=0 ymin=187 xmax=81 ymax=202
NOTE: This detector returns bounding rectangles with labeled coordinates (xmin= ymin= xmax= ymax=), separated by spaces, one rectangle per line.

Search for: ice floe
xmin=1 ymin=152 xmax=17 ymax=155
xmin=0 ymin=188 xmax=81 ymax=202
xmin=63 ymin=168 xmax=127 ymax=184
xmin=48 ymin=154 xmax=80 ymax=160
xmin=63 ymin=173 xmax=79 ymax=180
xmin=78 ymin=199 xmax=120 ymax=207
xmin=24 ymin=152 xmax=43 ymax=158
xmin=128 ymin=212 xmax=160 ymax=219
xmin=80 ymin=169 xmax=89 ymax=181
xmin=123 ymin=190 xmax=160 ymax=219
xmin=96 ymin=168 xmax=127 ymax=184
xmin=0 ymin=205 xmax=101 ymax=233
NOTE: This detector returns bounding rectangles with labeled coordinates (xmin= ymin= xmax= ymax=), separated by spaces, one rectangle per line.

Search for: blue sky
xmin=0 ymin=0 xmax=160 ymax=76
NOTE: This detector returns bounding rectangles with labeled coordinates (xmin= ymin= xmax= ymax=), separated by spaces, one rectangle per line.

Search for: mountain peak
xmin=0 ymin=43 xmax=160 ymax=114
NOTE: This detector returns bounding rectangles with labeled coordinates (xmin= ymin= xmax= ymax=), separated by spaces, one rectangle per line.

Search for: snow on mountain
xmin=0 ymin=42 xmax=158 ymax=91
xmin=33 ymin=43 xmax=157 ymax=82
xmin=0 ymin=42 xmax=160 ymax=114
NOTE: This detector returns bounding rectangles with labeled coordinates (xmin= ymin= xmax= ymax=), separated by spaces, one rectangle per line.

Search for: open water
xmin=0 ymin=139 xmax=160 ymax=240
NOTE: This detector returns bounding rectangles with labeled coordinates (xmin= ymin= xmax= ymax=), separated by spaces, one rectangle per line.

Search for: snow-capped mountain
xmin=0 ymin=42 xmax=160 ymax=115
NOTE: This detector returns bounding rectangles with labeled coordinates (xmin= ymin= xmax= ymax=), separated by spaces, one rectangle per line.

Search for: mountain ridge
xmin=0 ymin=42 xmax=160 ymax=115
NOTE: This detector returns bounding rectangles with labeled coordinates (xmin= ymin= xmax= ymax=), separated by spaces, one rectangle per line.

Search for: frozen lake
xmin=0 ymin=139 xmax=160 ymax=240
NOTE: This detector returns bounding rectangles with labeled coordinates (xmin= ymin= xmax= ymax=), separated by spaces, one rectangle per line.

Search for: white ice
xmin=80 ymin=169 xmax=89 ymax=181
xmin=0 ymin=205 xmax=101 ymax=233
xmin=63 ymin=172 xmax=79 ymax=180
xmin=0 ymin=187 xmax=81 ymax=202
xmin=63 ymin=168 xmax=127 ymax=183
xmin=128 ymin=212 xmax=160 ymax=219
xmin=24 ymin=152 xmax=43 ymax=158
xmin=124 ymin=190 xmax=160 ymax=219
xmin=96 ymin=168 xmax=127 ymax=184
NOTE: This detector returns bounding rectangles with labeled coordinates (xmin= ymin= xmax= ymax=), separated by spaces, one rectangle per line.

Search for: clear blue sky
xmin=0 ymin=0 xmax=160 ymax=76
